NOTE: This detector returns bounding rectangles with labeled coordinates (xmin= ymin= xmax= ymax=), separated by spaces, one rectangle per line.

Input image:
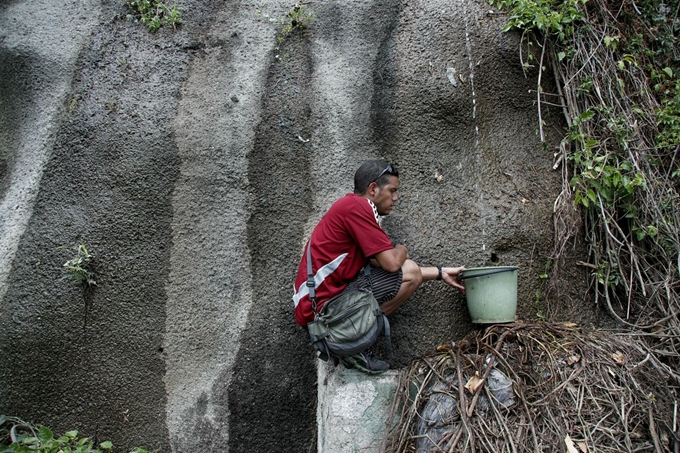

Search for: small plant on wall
xmin=62 ymin=243 xmax=97 ymax=288
xmin=278 ymin=2 xmax=315 ymax=42
xmin=258 ymin=2 xmax=315 ymax=58
xmin=125 ymin=0 xmax=182 ymax=32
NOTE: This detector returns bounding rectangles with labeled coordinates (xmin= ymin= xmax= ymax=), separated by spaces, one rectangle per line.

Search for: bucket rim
xmin=461 ymin=266 xmax=518 ymax=272
xmin=460 ymin=266 xmax=518 ymax=280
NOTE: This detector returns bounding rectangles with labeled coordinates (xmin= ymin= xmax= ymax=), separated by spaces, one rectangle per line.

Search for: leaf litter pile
xmin=381 ymin=322 xmax=679 ymax=453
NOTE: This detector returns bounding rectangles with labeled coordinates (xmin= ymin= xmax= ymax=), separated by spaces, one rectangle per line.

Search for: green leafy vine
xmin=490 ymin=0 xmax=680 ymax=380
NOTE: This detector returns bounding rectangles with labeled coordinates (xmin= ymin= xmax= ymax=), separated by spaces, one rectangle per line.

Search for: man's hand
xmin=442 ymin=266 xmax=466 ymax=294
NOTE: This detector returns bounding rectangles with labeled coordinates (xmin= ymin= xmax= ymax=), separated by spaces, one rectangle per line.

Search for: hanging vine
xmin=492 ymin=0 xmax=680 ymax=378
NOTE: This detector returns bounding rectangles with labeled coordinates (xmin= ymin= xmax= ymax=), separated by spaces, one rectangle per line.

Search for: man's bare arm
xmin=373 ymin=244 xmax=408 ymax=273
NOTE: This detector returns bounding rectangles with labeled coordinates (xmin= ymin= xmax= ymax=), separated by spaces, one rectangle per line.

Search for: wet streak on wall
xmin=369 ymin=4 xmax=401 ymax=159
xmin=225 ymin=26 xmax=317 ymax=453
xmin=0 ymin=49 xmax=40 ymax=196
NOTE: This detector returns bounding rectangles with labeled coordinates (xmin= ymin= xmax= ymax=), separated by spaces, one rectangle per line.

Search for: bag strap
xmin=372 ymin=309 xmax=392 ymax=358
xmin=307 ymin=239 xmax=373 ymax=314
xmin=363 ymin=263 xmax=373 ymax=293
xmin=308 ymin=330 xmax=332 ymax=362
xmin=306 ymin=240 xmax=318 ymax=314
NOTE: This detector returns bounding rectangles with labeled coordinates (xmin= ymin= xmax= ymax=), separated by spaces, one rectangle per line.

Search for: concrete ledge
xmin=317 ymin=360 xmax=399 ymax=453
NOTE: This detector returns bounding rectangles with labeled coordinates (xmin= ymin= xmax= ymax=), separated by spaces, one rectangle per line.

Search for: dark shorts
xmin=343 ymin=267 xmax=403 ymax=304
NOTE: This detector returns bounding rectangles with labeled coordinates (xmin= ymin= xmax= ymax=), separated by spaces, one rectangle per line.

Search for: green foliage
xmin=62 ymin=243 xmax=96 ymax=288
xmin=593 ymin=257 xmax=622 ymax=293
xmin=0 ymin=416 xmax=113 ymax=453
xmin=570 ymin=148 xmax=646 ymax=211
xmin=621 ymin=1 xmax=680 ymax=160
xmin=125 ymin=0 xmax=181 ymax=32
xmin=567 ymin=109 xmax=646 ymax=212
xmin=657 ymin=79 xmax=680 ymax=149
xmin=0 ymin=416 xmax=148 ymax=453
xmin=492 ymin=0 xmax=680 ymax=337
xmin=278 ymin=2 xmax=314 ymax=40
xmin=491 ymin=0 xmax=586 ymax=40
xmin=533 ymin=289 xmax=545 ymax=320
xmin=68 ymin=95 xmax=80 ymax=114
xmin=257 ymin=2 xmax=315 ymax=60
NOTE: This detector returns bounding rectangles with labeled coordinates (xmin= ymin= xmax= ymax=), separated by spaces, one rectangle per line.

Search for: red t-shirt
xmin=292 ymin=193 xmax=394 ymax=326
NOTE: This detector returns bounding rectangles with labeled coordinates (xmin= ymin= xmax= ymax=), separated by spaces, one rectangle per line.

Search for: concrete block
xmin=317 ymin=360 xmax=399 ymax=453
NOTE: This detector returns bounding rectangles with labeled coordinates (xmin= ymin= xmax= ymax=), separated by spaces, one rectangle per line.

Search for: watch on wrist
xmin=437 ymin=266 xmax=443 ymax=280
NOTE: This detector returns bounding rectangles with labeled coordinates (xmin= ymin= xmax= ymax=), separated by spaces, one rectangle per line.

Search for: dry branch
xmin=382 ymin=323 xmax=678 ymax=453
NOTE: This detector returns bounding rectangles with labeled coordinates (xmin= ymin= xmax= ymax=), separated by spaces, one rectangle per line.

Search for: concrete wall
xmin=0 ymin=0 xmax=595 ymax=451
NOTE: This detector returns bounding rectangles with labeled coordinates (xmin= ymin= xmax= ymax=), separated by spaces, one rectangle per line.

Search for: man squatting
xmin=292 ymin=159 xmax=466 ymax=374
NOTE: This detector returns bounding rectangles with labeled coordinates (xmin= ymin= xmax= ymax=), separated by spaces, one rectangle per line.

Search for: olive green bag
xmin=305 ymin=241 xmax=391 ymax=362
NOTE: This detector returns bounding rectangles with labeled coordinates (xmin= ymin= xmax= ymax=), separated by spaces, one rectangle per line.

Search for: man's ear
xmin=367 ymin=182 xmax=379 ymax=198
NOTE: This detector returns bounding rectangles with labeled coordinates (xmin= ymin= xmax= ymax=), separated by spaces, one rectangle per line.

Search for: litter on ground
xmin=382 ymin=322 xmax=679 ymax=453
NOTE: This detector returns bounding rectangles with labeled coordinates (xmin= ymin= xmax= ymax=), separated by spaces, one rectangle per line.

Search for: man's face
xmin=371 ymin=175 xmax=400 ymax=215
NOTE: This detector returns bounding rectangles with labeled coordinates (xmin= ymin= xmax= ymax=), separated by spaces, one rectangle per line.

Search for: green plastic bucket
xmin=460 ymin=266 xmax=518 ymax=323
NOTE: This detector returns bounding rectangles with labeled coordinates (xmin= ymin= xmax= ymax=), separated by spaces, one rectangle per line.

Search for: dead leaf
xmin=465 ymin=372 xmax=484 ymax=394
xmin=577 ymin=441 xmax=588 ymax=452
xmin=611 ymin=351 xmax=625 ymax=366
xmin=434 ymin=170 xmax=443 ymax=183
xmin=567 ymin=354 xmax=581 ymax=366
xmin=565 ymin=435 xmax=578 ymax=453
xmin=563 ymin=322 xmax=578 ymax=328
xmin=651 ymin=324 xmax=664 ymax=334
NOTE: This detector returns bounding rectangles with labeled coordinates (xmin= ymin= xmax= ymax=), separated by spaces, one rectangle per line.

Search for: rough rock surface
xmin=0 ymin=0 xmax=608 ymax=451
